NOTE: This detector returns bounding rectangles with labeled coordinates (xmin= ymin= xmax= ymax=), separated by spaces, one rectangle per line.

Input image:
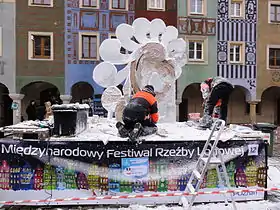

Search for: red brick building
xmin=134 ymin=0 xmax=177 ymax=26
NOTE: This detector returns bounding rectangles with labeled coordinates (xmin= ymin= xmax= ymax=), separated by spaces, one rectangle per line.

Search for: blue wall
xmin=65 ymin=0 xmax=134 ymax=96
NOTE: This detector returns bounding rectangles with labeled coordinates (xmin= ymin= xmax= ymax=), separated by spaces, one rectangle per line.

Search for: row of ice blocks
xmin=0 ymin=160 xmax=267 ymax=192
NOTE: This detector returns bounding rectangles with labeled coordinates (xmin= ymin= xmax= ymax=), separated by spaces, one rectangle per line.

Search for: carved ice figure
xmin=92 ymin=18 xmax=187 ymax=122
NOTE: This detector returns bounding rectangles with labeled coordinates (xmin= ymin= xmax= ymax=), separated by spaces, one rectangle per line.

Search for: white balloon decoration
xmin=99 ymin=39 xmax=129 ymax=65
xmin=150 ymin=19 xmax=166 ymax=41
xmin=101 ymin=86 xmax=122 ymax=119
xmin=92 ymin=17 xmax=187 ymax=123
xmin=116 ymin=24 xmax=140 ymax=52
xmin=93 ymin=62 xmax=117 ymax=87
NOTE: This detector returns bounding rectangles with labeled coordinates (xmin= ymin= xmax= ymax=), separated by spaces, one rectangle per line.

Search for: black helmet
xmin=142 ymin=85 xmax=156 ymax=96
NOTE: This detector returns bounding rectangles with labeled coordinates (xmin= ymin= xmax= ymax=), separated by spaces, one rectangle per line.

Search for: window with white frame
xmin=270 ymin=3 xmax=280 ymax=23
xmin=229 ymin=42 xmax=244 ymax=63
xmin=189 ymin=40 xmax=203 ymax=60
xmin=230 ymin=0 xmax=243 ymax=17
xmin=190 ymin=0 xmax=203 ymax=14
xmin=29 ymin=0 xmax=53 ymax=7
xmin=80 ymin=0 xmax=98 ymax=8
xmin=0 ymin=27 xmax=2 ymax=57
xmin=110 ymin=0 xmax=128 ymax=10
xmin=28 ymin=32 xmax=54 ymax=60
xmin=79 ymin=32 xmax=99 ymax=60
xmin=147 ymin=0 xmax=165 ymax=10
xmin=268 ymin=47 xmax=280 ymax=69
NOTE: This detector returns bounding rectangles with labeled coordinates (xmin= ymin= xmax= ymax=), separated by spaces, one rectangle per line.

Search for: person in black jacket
xmin=26 ymin=100 xmax=37 ymax=121
xmin=36 ymin=103 xmax=47 ymax=121
xmin=199 ymin=77 xmax=234 ymax=128
xmin=116 ymin=85 xmax=159 ymax=141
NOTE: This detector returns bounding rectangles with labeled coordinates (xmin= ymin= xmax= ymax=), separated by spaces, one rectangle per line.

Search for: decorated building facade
xmin=134 ymin=0 xmax=177 ymax=26
xmin=0 ymin=0 xmax=16 ymax=126
xmin=176 ymin=0 xmax=263 ymax=124
xmin=64 ymin=0 xmax=135 ymax=106
xmin=8 ymin=0 xmax=66 ymax=123
xmin=216 ymin=0 xmax=258 ymax=124
xmin=255 ymin=0 xmax=280 ymax=124
xmin=176 ymin=0 xmax=217 ymax=121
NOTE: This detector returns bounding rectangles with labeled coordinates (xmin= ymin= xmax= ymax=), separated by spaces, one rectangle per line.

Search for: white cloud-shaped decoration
xmin=92 ymin=18 xmax=187 ymax=122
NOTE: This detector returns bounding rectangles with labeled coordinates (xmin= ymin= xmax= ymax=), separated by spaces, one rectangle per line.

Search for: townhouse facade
xmin=14 ymin=0 xmax=65 ymax=122
xmin=134 ymin=0 xmax=177 ymax=26
xmin=216 ymin=0 xmax=258 ymax=124
xmin=176 ymin=0 xmax=217 ymax=121
xmin=65 ymin=0 xmax=134 ymax=109
xmin=1 ymin=0 xmax=279 ymax=126
xmin=256 ymin=0 xmax=280 ymax=124
xmin=0 ymin=0 xmax=16 ymax=126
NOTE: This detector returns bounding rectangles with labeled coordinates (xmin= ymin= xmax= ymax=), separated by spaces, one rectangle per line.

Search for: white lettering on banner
xmin=197 ymin=146 xmax=245 ymax=157
xmin=1 ymin=144 xmax=104 ymax=160
xmin=106 ymin=148 xmax=153 ymax=158
xmin=155 ymin=147 xmax=195 ymax=158
xmin=1 ymin=144 xmax=247 ymax=160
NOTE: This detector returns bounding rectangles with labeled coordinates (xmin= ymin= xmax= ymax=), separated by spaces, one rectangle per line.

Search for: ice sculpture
xmin=92 ymin=18 xmax=187 ymax=122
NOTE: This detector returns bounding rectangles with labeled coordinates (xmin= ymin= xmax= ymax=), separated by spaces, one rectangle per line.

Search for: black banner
xmin=0 ymin=139 xmax=267 ymax=202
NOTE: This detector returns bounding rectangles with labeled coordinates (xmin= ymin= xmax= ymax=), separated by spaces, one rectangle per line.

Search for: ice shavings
xmin=49 ymin=118 xmax=264 ymax=142
xmin=52 ymin=103 xmax=89 ymax=110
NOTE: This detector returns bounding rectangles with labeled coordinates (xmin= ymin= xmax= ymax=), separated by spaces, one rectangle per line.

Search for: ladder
xmin=182 ymin=119 xmax=237 ymax=210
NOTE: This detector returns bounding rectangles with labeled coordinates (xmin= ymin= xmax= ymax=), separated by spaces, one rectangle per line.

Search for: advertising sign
xmin=0 ymin=139 xmax=267 ymax=205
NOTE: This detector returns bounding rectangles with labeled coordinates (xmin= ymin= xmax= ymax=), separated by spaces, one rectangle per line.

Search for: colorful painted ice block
xmin=99 ymin=164 xmax=108 ymax=193
xmin=246 ymin=160 xmax=258 ymax=187
xmin=206 ymin=169 xmax=218 ymax=188
xmin=177 ymin=174 xmax=189 ymax=191
xmin=168 ymin=178 xmax=178 ymax=191
xmin=226 ymin=161 xmax=236 ymax=187
xmin=132 ymin=179 xmax=144 ymax=193
xmin=56 ymin=166 xmax=66 ymax=190
xmin=146 ymin=161 xmax=157 ymax=192
xmin=43 ymin=164 xmax=57 ymax=190
xmin=20 ymin=163 xmax=34 ymax=190
xmin=88 ymin=164 xmax=100 ymax=190
xmin=145 ymin=179 xmax=157 ymax=192
xmin=167 ymin=163 xmax=178 ymax=191
xmin=64 ymin=168 xmax=77 ymax=189
xmin=200 ymin=171 xmax=207 ymax=189
xmin=156 ymin=159 xmax=168 ymax=175
xmin=156 ymin=160 xmax=168 ymax=192
xmin=158 ymin=177 xmax=168 ymax=192
xmin=257 ymin=167 xmax=266 ymax=187
xmin=120 ymin=179 xmax=132 ymax=193
xmin=77 ymin=172 xmax=89 ymax=190
xmin=217 ymin=167 xmax=226 ymax=188
xmin=10 ymin=165 xmax=21 ymax=190
xmin=235 ymin=168 xmax=247 ymax=187
xmin=108 ymin=163 xmax=120 ymax=193
xmin=34 ymin=166 xmax=43 ymax=190
xmin=0 ymin=160 xmax=10 ymax=190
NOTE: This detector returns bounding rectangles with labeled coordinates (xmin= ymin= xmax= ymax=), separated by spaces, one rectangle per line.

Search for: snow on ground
xmin=268 ymin=159 xmax=280 ymax=188
xmin=88 ymin=201 xmax=280 ymax=210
